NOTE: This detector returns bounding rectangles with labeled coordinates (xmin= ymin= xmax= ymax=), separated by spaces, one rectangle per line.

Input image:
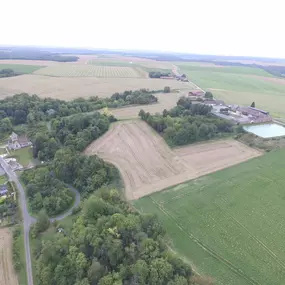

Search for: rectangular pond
xmin=243 ymin=123 xmax=285 ymax=138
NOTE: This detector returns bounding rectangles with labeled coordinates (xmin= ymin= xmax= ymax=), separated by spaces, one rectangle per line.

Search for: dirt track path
xmin=85 ymin=120 xmax=262 ymax=200
xmin=0 ymin=228 xmax=18 ymax=285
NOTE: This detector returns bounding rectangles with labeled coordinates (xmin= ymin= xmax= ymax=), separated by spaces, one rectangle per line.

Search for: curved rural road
xmin=0 ymin=157 xmax=80 ymax=285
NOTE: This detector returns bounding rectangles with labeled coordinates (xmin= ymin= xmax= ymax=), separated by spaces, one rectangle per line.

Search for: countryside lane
xmin=0 ymin=157 xmax=35 ymax=285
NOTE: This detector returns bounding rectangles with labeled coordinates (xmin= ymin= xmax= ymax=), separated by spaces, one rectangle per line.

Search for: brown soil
xmin=85 ymin=120 xmax=261 ymax=200
xmin=0 ymin=228 xmax=18 ymax=285
xmin=0 ymin=75 xmax=190 ymax=100
xmin=109 ymin=92 xmax=183 ymax=119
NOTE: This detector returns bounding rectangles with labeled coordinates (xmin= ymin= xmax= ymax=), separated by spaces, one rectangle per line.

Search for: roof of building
xmin=18 ymin=135 xmax=30 ymax=144
xmin=189 ymin=91 xmax=205 ymax=96
xmin=248 ymin=106 xmax=269 ymax=115
xmin=10 ymin=132 xmax=18 ymax=140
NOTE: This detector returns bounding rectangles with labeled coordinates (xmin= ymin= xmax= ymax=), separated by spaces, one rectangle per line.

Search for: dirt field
xmin=0 ymin=75 xmax=190 ymax=100
xmin=0 ymin=228 xmax=18 ymax=285
xmin=109 ymin=92 xmax=184 ymax=119
xmin=85 ymin=120 xmax=261 ymax=200
xmin=34 ymin=65 xmax=147 ymax=78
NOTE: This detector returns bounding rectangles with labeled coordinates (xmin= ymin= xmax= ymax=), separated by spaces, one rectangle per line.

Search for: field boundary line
xmin=216 ymin=200 xmax=285 ymax=270
xmin=150 ymin=197 xmax=261 ymax=285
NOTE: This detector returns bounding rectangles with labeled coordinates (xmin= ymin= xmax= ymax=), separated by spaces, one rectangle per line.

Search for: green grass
xmin=0 ymin=64 xmax=43 ymax=74
xmin=178 ymin=64 xmax=285 ymax=116
xmin=0 ymin=147 xmax=6 ymax=154
xmin=9 ymin=147 xmax=33 ymax=167
xmin=17 ymin=226 xmax=28 ymax=285
xmin=134 ymin=149 xmax=285 ymax=285
xmin=0 ymin=174 xmax=7 ymax=184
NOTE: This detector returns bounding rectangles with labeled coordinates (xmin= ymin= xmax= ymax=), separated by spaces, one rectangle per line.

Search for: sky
xmin=2 ymin=0 xmax=285 ymax=58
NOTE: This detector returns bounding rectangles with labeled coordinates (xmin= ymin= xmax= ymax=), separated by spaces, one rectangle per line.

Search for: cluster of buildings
xmin=204 ymin=100 xmax=272 ymax=124
xmin=8 ymin=132 xmax=32 ymax=150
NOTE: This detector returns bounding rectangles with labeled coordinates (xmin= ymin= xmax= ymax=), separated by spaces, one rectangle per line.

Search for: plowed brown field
xmin=0 ymin=228 xmax=18 ymax=285
xmin=85 ymin=120 xmax=261 ymax=200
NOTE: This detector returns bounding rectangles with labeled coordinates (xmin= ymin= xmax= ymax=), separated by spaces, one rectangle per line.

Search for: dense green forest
xmin=0 ymin=90 xmax=158 ymax=137
xmin=139 ymin=96 xmax=233 ymax=146
xmin=21 ymin=167 xmax=74 ymax=216
xmin=34 ymin=188 xmax=194 ymax=285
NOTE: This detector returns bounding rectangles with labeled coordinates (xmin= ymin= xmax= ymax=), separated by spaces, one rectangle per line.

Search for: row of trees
xmin=35 ymin=188 xmax=194 ymax=285
xmin=0 ymin=91 xmax=159 ymax=126
xmin=21 ymin=167 xmax=74 ymax=216
xmin=148 ymin=71 xmax=172 ymax=78
xmin=0 ymin=68 xmax=20 ymax=78
xmin=139 ymin=96 xmax=233 ymax=146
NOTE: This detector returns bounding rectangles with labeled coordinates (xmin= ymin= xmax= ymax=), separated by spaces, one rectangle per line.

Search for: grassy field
xmin=0 ymin=64 xmax=43 ymax=74
xmin=0 ymin=175 xmax=7 ymax=184
xmin=9 ymin=147 xmax=33 ymax=167
xmin=134 ymin=149 xmax=285 ymax=285
xmin=178 ymin=63 xmax=285 ymax=117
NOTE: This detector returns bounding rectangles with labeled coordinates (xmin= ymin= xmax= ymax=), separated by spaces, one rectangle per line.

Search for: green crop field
xmin=0 ymin=64 xmax=43 ymax=73
xmin=178 ymin=63 xmax=285 ymax=117
xmin=34 ymin=64 xmax=146 ymax=78
xmin=134 ymin=149 xmax=285 ymax=285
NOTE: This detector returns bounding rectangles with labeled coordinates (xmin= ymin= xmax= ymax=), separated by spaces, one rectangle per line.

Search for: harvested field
xmin=0 ymin=228 xmax=18 ymax=285
xmin=109 ymin=92 xmax=183 ymax=119
xmin=85 ymin=120 xmax=261 ymax=200
xmin=34 ymin=64 xmax=147 ymax=78
xmin=0 ymin=75 xmax=189 ymax=100
xmin=0 ymin=59 xmax=56 ymax=66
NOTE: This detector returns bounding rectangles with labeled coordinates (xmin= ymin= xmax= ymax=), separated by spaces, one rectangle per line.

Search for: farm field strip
xmin=0 ymin=228 xmax=19 ymax=285
xmin=84 ymin=120 xmax=261 ymax=200
xmin=33 ymin=64 xmax=146 ymax=78
xmin=108 ymin=92 xmax=184 ymax=119
xmin=0 ymin=75 xmax=190 ymax=100
xmin=0 ymin=64 xmax=43 ymax=73
xmin=134 ymin=150 xmax=285 ymax=285
xmin=178 ymin=63 xmax=285 ymax=116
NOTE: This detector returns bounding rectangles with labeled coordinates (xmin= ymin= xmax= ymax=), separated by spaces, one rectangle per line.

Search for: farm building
xmin=204 ymin=100 xmax=225 ymax=106
xmin=8 ymin=132 xmax=32 ymax=150
xmin=188 ymin=90 xmax=205 ymax=97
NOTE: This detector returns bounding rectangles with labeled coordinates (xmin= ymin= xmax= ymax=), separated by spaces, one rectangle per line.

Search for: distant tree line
xmin=0 ymin=49 xmax=78 ymax=62
xmin=149 ymin=71 xmax=172 ymax=78
xmin=34 ymin=188 xmax=194 ymax=285
xmin=139 ymin=96 xmax=233 ymax=146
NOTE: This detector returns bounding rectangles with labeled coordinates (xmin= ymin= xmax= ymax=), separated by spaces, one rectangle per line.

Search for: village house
xmin=7 ymin=132 xmax=32 ymax=150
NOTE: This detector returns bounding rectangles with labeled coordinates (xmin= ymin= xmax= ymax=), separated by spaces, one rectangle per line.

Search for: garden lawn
xmin=134 ymin=149 xmax=285 ymax=285
xmin=9 ymin=147 xmax=33 ymax=167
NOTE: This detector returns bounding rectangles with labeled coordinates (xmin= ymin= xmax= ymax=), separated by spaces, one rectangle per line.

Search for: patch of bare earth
xmin=0 ymin=75 xmax=189 ymax=100
xmin=85 ymin=120 xmax=261 ymax=200
xmin=0 ymin=228 xmax=18 ymax=285
xmin=109 ymin=92 xmax=183 ymax=119
xmin=253 ymin=75 xmax=285 ymax=85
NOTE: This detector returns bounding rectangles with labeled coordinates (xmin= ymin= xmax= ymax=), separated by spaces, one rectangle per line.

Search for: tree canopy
xmin=35 ymin=189 xmax=193 ymax=285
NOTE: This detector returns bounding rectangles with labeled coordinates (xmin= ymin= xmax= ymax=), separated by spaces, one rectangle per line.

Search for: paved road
xmin=0 ymin=157 xmax=35 ymax=285
xmin=50 ymin=185 xmax=80 ymax=222
xmin=0 ymin=157 xmax=81 ymax=285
